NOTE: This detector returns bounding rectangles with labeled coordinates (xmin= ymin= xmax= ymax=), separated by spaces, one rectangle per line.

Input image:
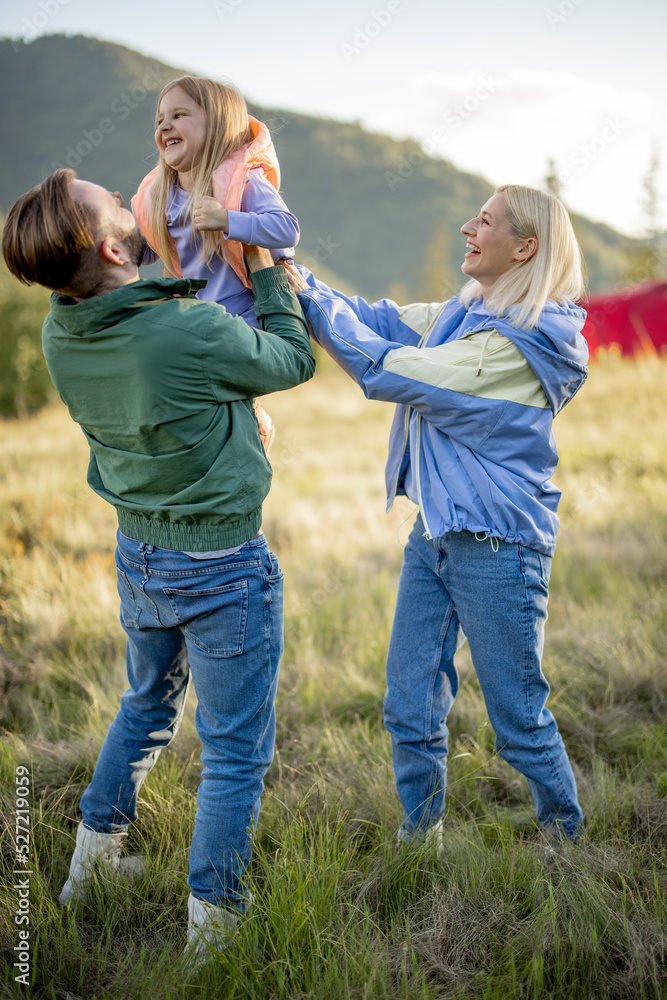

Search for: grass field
xmin=1 ymin=351 xmax=666 ymax=999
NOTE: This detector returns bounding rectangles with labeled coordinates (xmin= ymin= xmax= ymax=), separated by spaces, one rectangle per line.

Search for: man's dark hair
xmin=2 ymin=169 xmax=101 ymax=296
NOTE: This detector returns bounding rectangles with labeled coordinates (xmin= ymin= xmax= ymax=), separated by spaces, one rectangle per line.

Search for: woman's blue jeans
xmin=79 ymin=530 xmax=283 ymax=909
xmin=384 ymin=516 xmax=583 ymax=840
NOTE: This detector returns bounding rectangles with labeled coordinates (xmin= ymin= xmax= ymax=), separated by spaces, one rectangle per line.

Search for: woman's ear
xmin=514 ymin=237 xmax=538 ymax=263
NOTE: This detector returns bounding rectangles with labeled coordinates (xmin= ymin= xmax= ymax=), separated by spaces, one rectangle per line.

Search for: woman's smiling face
xmin=155 ymin=86 xmax=208 ymax=180
xmin=460 ymin=193 xmax=536 ymax=297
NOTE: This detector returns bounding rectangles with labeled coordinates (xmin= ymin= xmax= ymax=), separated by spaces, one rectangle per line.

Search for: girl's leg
xmin=384 ymin=516 xmax=461 ymax=839
xmin=442 ymin=531 xmax=583 ymax=839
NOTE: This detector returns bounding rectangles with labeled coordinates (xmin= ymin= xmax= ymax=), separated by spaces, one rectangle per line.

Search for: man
xmin=2 ymin=169 xmax=315 ymax=962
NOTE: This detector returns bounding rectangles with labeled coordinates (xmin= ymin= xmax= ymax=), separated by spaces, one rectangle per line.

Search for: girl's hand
xmin=284 ymin=263 xmax=309 ymax=294
xmin=193 ymin=196 xmax=229 ymax=233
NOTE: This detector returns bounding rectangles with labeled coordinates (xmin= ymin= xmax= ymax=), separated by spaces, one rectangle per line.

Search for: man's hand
xmin=193 ymin=196 xmax=229 ymax=232
xmin=243 ymin=244 xmax=275 ymax=273
xmin=284 ymin=262 xmax=309 ymax=294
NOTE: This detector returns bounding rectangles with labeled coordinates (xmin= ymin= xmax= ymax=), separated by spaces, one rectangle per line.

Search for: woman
xmin=288 ymin=185 xmax=587 ymax=842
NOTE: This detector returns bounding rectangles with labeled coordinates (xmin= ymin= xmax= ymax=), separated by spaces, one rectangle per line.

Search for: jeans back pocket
xmin=164 ymin=582 xmax=248 ymax=656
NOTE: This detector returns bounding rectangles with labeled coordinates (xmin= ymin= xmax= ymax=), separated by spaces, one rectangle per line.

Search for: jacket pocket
xmin=164 ymin=581 xmax=248 ymax=655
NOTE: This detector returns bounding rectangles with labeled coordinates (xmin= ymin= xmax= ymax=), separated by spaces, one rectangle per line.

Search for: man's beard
xmin=111 ymin=224 xmax=148 ymax=266
xmin=123 ymin=226 xmax=148 ymax=267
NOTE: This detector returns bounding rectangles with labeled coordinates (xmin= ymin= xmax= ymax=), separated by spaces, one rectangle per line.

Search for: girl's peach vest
xmin=131 ymin=117 xmax=281 ymax=290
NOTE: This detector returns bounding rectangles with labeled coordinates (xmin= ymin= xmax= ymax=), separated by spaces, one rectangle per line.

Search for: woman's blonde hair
xmin=459 ymin=184 xmax=586 ymax=328
xmin=149 ymin=76 xmax=253 ymax=274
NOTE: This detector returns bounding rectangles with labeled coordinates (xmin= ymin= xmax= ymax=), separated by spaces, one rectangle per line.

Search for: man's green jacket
xmin=42 ymin=267 xmax=315 ymax=550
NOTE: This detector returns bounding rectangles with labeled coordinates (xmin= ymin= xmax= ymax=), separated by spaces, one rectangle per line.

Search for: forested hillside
xmin=1 ymin=34 xmax=632 ymax=300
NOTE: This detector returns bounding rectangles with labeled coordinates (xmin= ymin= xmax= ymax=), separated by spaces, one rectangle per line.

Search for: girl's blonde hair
xmin=149 ymin=76 xmax=253 ymax=273
xmin=459 ymin=184 xmax=586 ymax=328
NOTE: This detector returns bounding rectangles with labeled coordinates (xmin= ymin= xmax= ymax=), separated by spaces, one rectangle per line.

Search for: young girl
xmin=132 ymin=76 xmax=299 ymax=452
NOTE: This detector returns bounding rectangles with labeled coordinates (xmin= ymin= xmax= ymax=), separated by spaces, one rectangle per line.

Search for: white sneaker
xmin=183 ymin=894 xmax=240 ymax=972
xmin=425 ymin=819 xmax=446 ymax=859
xmin=396 ymin=818 xmax=446 ymax=859
xmin=58 ymin=822 xmax=145 ymax=904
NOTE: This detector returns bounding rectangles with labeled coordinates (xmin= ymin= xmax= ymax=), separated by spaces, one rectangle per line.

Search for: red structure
xmin=581 ymin=281 xmax=667 ymax=356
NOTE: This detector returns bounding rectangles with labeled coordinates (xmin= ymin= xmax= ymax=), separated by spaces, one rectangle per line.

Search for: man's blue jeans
xmin=384 ymin=515 xmax=583 ymax=840
xmin=79 ymin=530 xmax=283 ymax=909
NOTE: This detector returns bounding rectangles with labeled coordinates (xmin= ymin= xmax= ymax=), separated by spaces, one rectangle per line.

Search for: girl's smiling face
xmin=155 ymin=86 xmax=208 ymax=183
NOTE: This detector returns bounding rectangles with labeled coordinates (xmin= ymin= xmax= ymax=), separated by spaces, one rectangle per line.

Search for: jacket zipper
xmin=387 ymin=405 xmax=411 ymax=511
xmin=413 ymin=413 xmax=432 ymax=538
xmin=387 ymin=310 xmax=444 ymax=521
xmin=411 ymin=327 xmax=496 ymax=537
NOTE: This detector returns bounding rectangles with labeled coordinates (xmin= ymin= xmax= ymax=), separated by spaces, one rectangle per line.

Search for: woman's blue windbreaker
xmin=297 ymin=271 xmax=588 ymax=556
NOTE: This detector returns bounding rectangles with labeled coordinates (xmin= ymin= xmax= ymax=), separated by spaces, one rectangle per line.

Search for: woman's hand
xmin=193 ymin=196 xmax=229 ymax=233
xmin=283 ymin=263 xmax=309 ymax=295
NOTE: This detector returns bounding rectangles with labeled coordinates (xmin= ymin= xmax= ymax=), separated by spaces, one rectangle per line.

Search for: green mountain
xmin=1 ymin=33 xmax=632 ymax=300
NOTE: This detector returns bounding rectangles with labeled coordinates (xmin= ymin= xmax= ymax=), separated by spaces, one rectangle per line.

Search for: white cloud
xmin=361 ymin=69 xmax=661 ymax=235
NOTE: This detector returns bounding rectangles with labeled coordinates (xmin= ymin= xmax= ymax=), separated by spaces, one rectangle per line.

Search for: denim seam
xmin=117 ymin=568 xmax=139 ymax=629
xmin=519 ymin=544 xmax=542 ymax=753
xmin=133 ymin=546 xmax=165 ymax=627
xmin=118 ymin=557 xmax=262 ymax=577
xmin=420 ymin=597 xmax=456 ymax=821
xmin=424 ymin=572 xmax=454 ymax=740
xmin=519 ymin=546 xmax=566 ymax=802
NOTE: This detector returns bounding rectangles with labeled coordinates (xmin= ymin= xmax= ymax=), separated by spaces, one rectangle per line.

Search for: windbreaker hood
xmin=48 ymin=277 xmax=208 ymax=337
xmin=465 ymin=297 xmax=588 ymax=415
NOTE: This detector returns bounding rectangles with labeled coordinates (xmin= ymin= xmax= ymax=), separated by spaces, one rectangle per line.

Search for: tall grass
xmin=1 ymin=353 xmax=665 ymax=998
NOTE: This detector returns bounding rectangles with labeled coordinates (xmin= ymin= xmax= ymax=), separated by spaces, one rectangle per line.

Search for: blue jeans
xmin=384 ymin=515 xmax=583 ymax=840
xmin=79 ymin=530 xmax=283 ymax=909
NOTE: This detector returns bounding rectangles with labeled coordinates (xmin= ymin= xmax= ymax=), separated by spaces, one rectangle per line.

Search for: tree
xmin=0 ymin=226 xmax=55 ymax=419
xmin=544 ymin=158 xmax=563 ymax=201
xmin=416 ymin=225 xmax=458 ymax=303
xmin=621 ymin=145 xmax=666 ymax=286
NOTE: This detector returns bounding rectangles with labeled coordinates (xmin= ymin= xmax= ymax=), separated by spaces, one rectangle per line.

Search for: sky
xmin=1 ymin=0 xmax=665 ymax=236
